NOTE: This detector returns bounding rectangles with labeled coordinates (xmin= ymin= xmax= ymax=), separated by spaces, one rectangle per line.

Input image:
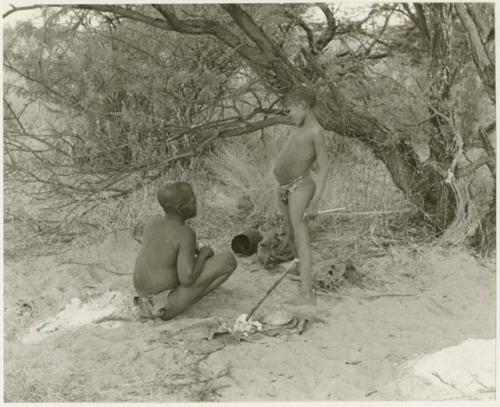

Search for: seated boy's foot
xmin=159 ymin=307 xmax=171 ymax=321
xmin=133 ymin=293 xmax=170 ymax=319
xmin=134 ymin=296 xmax=154 ymax=318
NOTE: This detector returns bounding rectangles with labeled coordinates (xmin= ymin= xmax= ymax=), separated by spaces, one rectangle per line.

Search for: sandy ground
xmin=3 ymin=230 xmax=495 ymax=402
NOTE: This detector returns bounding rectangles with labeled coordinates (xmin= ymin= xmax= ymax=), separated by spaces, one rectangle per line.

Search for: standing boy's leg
xmin=288 ymin=176 xmax=316 ymax=303
xmin=162 ymin=252 xmax=237 ymax=319
xmin=278 ymin=197 xmax=298 ymax=258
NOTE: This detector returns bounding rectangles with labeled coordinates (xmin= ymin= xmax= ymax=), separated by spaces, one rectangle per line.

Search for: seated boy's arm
xmin=177 ymin=228 xmax=212 ymax=286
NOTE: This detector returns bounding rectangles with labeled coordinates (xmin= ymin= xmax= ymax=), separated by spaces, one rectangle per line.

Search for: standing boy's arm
xmin=309 ymin=130 xmax=329 ymax=215
xmin=177 ymin=228 xmax=213 ymax=286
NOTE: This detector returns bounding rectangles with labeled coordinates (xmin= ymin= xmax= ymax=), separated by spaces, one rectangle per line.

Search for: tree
xmin=4 ymin=6 xmax=288 ymax=211
xmin=454 ymin=3 xmax=495 ymax=253
xmin=3 ymin=3 xmax=495 ymax=239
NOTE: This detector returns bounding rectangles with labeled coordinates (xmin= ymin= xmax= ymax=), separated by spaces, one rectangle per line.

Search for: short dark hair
xmin=284 ymin=84 xmax=316 ymax=108
xmin=157 ymin=181 xmax=194 ymax=213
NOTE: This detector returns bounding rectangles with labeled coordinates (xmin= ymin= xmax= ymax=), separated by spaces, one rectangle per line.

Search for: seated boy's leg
xmin=288 ymin=177 xmax=316 ymax=302
xmin=161 ymin=252 xmax=237 ymax=320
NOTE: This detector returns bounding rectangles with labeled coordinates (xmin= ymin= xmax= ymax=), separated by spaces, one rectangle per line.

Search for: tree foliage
xmin=3 ymin=3 xmax=495 ymax=245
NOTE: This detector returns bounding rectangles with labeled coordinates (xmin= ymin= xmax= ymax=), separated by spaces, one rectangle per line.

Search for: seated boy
xmin=273 ymin=85 xmax=329 ymax=304
xmin=133 ymin=181 xmax=237 ymax=320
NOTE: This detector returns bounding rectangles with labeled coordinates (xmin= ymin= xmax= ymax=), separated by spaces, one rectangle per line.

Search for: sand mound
xmin=22 ymin=291 xmax=138 ymax=344
xmin=400 ymin=338 xmax=495 ymax=400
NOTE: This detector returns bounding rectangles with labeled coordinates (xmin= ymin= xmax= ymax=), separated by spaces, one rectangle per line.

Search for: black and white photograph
xmin=2 ymin=1 xmax=496 ymax=402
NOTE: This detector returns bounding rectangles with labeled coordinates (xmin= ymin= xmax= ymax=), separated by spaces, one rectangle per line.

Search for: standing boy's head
xmin=157 ymin=181 xmax=197 ymax=219
xmin=283 ymin=84 xmax=316 ymax=126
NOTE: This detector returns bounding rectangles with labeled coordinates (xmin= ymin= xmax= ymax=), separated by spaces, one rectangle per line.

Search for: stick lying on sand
xmin=246 ymin=259 xmax=299 ymax=321
xmin=317 ymin=207 xmax=346 ymax=214
xmin=305 ymin=208 xmax=413 ymax=219
xmin=303 ymin=207 xmax=345 ymax=220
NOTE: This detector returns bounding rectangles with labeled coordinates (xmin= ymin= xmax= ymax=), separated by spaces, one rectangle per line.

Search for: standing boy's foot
xmin=301 ymin=291 xmax=316 ymax=305
xmin=285 ymin=260 xmax=300 ymax=276
xmin=286 ymin=292 xmax=316 ymax=306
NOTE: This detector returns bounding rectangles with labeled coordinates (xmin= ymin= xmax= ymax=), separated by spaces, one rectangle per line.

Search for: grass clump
xmin=205 ymin=133 xmax=282 ymax=227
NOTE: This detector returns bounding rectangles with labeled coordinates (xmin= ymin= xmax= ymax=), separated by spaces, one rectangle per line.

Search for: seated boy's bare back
xmin=133 ymin=181 xmax=237 ymax=320
xmin=133 ymin=215 xmax=187 ymax=296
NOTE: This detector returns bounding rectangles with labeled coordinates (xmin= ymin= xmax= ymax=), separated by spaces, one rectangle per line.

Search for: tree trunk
xmin=314 ymin=89 xmax=455 ymax=229
xmin=471 ymin=191 xmax=496 ymax=255
xmin=425 ymin=4 xmax=458 ymax=227
xmin=455 ymin=3 xmax=495 ymax=253
xmin=455 ymin=3 xmax=495 ymax=103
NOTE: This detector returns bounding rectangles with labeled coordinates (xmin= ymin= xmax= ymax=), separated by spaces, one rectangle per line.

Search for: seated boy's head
xmin=157 ymin=181 xmax=196 ymax=219
xmin=284 ymin=85 xmax=316 ymax=125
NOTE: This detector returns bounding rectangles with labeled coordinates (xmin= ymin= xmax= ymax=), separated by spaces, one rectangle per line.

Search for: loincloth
xmin=133 ymin=288 xmax=173 ymax=319
xmin=277 ymin=173 xmax=309 ymax=206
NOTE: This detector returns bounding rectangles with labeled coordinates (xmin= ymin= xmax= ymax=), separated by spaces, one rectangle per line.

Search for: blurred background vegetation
xmin=3 ymin=3 xmax=495 ymax=258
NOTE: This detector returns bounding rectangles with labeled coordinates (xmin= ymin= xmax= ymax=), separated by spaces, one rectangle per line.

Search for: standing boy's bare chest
xmin=277 ymin=130 xmax=315 ymax=162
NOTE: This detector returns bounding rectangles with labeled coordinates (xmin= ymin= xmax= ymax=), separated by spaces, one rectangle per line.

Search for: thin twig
xmin=56 ymin=259 xmax=132 ymax=275
xmin=329 ymin=209 xmax=412 ymax=216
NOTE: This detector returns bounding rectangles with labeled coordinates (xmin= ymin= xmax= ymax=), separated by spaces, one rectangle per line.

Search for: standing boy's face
xmin=286 ymin=100 xmax=307 ymax=126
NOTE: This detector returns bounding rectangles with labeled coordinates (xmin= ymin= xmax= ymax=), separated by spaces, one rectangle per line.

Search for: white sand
xmin=5 ymin=234 xmax=496 ymax=402
xmin=22 ymin=291 xmax=137 ymax=344
xmin=400 ymin=338 xmax=495 ymax=400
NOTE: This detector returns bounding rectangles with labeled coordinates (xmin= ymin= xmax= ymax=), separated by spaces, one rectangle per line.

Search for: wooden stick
xmin=305 ymin=208 xmax=412 ymax=218
xmin=329 ymin=209 xmax=411 ymax=216
xmin=246 ymin=259 xmax=298 ymax=321
xmin=304 ymin=207 xmax=345 ymax=219
xmin=317 ymin=207 xmax=345 ymax=214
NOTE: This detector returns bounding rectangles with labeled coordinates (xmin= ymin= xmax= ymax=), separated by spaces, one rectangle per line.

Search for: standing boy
xmin=133 ymin=181 xmax=237 ymax=320
xmin=273 ymin=85 xmax=329 ymax=304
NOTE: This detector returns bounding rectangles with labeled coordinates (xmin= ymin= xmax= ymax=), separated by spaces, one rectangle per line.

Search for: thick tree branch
xmin=165 ymin=113 xmax=291 ymax=144
xmin=144 ymin=4 xmax=274 ymax=82
xmin=202 ymin=116 xmax=292 ymax=141
xmin=458 ymin=155 xmax=495 ymax=178
xmin=414 ymin=4 xmax=431 ymax=46
xmin=364 ymin=10 xmax=393 ymax=56
xmin=477 ymin=125 xmax=496 ymax=177
xmin=284 ymin=9 xmax=316 ymax=53
xmin=402 ymin=3 xmax=430 ymax=47
xmin=401 ymin=3 xmax=417 ymax=23
xmin=455 ymin=3 xmax=495 ymax=102
xmin=75 ymin=4 xmax=174 ymax=31
xmin=151 ymin=4 xmax=217 ymax=35
xmin=3 ymin=4 xmax=41 ymax=18
xmin=219 ymin=4 xmax=303 ymax=89
xmin=465 ymin=3 xmax=491 ymax=41
xmin=220 ymin=4 xmax=283 ymax=58
xmin=315 ymin=4 xmax=337 ymax=51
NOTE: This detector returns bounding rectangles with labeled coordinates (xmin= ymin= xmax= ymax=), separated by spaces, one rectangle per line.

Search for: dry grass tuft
xmin=206 ymin=136 xmax=281 ymax=225
xmin=4 ymin=129 xmax=429 ymax=261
